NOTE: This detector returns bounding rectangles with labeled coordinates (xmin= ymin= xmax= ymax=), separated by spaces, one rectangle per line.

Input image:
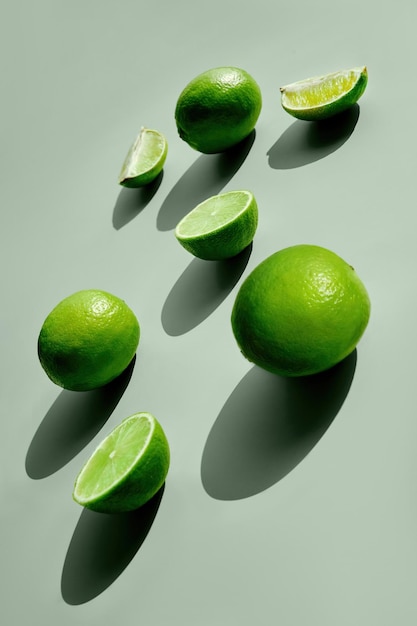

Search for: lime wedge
xmin=118 ymin=127 xmax=168 ymax=188
xmin=280 ymin=66 xmax=368 ymax=121
xmin=73 ymin=412 xmax=170 ymax=513
xmin=175 ymin=190 xmax=258 ymax=260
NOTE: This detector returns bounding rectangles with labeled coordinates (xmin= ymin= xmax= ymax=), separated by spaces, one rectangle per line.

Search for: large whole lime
xmin=174 ymin=66 xmax=262 ymax=154
xmin=231 ymin=244 xmax=370 ymax=377
xmin=38 ymin=289 xmax=140 ymax=391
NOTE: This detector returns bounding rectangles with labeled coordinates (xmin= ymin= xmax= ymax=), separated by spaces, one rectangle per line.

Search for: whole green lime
xmin=38 ymin=289 xmax=140 ymax=391
xmin=174 ymin=66 xmax=262 ymax=154
xmin=231 ymin=244 xmax=370 ymax=377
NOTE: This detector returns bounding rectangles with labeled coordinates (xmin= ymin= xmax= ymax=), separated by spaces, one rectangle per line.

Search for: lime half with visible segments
xmin=280 ymin=66 xmax=368 ymax=121
xmin=73 ymin=412 xmax=170 ymax=513
xmin=118 ymin=127 xmax=168 ymax=187
xmin=175 ymin=190 xmax=258 ymax=260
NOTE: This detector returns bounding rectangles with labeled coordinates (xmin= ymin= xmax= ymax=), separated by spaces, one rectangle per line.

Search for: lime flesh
xmin=118 ymin=127 xmax=168 ymax=188
xmin=73 ymin=412 xmax=170 ymax=513
xmin=175 ymin=190 xmax=258 ymax=260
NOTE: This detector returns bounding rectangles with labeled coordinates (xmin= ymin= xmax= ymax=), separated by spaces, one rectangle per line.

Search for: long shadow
xmin=61 ymin=486 xmax=164 ymax=605
xmin=201 ymin=350 xmax=357 ymax=501
xmin=267 ymin=104 xmax=360 ymax=169
xmin=112 ymin=172 xmax=163 ymax=230
xmin=161 ymin=244 xmax=252 ymax=336
xmin=156 ymin=130 xmax=256 ymax=231
xmin=25 ymin=357 xmax=136 ymax=479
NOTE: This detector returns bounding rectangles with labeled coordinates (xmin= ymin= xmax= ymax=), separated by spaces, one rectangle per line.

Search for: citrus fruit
xmin=231 ymin=244 xmax=370 ymax=377
xmin=118 ymin=127 xmax=168 ymax=187
xmin=73 ymin=412 xmax=170 ymax=513
xmin=38 ymin=289 xmax=140 ymax=391
xmin=175 ymin=190 xmax=258 ymax=260
xmin=280 ymin=66 xmax=368 ymax=121
xmin=174 ymin=66 xmax=262 ymax=153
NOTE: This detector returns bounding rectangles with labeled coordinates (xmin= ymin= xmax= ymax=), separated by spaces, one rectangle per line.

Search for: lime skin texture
xmin=175 ymin=66 xmax=262 ymax=154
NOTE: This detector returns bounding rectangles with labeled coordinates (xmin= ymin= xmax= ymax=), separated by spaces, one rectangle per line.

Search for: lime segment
xmin=73 ymin=412 xmax=170 ymax=513
xmin=175 ymin=190 xmax=258 ymax=260
xmin=118 ymin=127 xmax=168 ymax=188
xmin=280 ymin=66 xmax=368 ymax=121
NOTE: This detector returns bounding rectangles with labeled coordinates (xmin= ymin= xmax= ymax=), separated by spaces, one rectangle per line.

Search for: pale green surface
xmin=2 ymin=0 xmax=417 ymax=623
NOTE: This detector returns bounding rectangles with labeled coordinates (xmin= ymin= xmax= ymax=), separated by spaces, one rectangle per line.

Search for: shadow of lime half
xmin=201 ymin=350 xmax=357 ymax=500
xmin=267 ymin=104 xmax=360 ymax=169
xmin=61 ymin=485 xmax=164 ymax=605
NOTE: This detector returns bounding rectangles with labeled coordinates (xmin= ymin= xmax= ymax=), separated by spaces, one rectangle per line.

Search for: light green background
xmin=2 ymin=0 xmax=417 ymax=624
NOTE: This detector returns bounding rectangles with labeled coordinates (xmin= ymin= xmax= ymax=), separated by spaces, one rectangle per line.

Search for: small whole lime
xmin=231 ymin=244 xmax=371 ymax=377
xmin=38 ymin=289 xmax=140 ymax=391
xmin=175 ymin=66 xmax=262 ymax=154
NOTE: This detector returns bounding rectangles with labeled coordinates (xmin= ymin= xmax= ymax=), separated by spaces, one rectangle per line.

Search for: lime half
xmin=118 ymin=127 xmax=168 ymax=188
xmin=73 ymin=412 xmax=170 ymax=513
xmin=175 ymin=190 xmax=258 ymax=260
xmin=280 ymin=66 xmax=368 ymax=121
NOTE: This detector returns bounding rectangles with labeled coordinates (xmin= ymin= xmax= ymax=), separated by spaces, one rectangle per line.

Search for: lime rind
xmin=118 ymin=127 xmax=168 ymax=188
xmin=280 ymin=66 xmax=368 ymax=121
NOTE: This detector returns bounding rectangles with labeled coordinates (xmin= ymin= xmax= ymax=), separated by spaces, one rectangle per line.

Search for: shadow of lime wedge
xmin=201 ymin=350 xmax=357 ymax=500
xmin=61 ymin=485 xmax=164 ymax=605
xmin=267 ymin=104 xmax=360 ymax=169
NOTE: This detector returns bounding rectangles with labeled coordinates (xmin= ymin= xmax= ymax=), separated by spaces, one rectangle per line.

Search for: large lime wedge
xmin=73 ymin=412 xmax=170 ymax=513
xmin=280 ymin=66 xmax=368 ymax=121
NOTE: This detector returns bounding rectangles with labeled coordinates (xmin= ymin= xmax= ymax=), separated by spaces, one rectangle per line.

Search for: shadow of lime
xmin=201 ymin=350 xmax=357 ymax=500
xmin=25 ymin=357 xmax=136 ymax=479
xmin=267 ymin=104 xmax=360 ymax=169
xmin=112 ymin=172 xmax=163 ymax=230
xmin=156 ymin=130 xmax=255 ymax=231
xmin=61 ymin=485 xmax=164 ymax=605
xmin=161 ymin=244 xmax=252 ymax=336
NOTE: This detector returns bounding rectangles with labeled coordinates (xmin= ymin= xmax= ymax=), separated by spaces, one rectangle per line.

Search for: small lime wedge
xmin=175 ymin=190 xmax=258 ymax=261
xmin=73 ymin=412 xmax=170 ymax=513
xmin=118 ymin=127 xmax=168 ymax=188
xmin=280 ymin=66 xmax=368 ymax=121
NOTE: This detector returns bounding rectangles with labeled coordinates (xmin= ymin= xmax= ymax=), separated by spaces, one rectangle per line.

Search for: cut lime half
xmin=280 ymin=66 xmax=368 ymax=121
xmin=73 ymin=412 xmax=170 ymax=513
xmin=175 ymin=190 xmax=258 ymax=260
xmin=118 ymin=127 xmax=168 ymax=188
